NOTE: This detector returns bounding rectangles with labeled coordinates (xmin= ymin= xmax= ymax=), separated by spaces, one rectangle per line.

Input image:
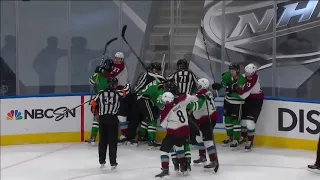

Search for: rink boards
xmin=0 ymin=94 xmax=319 ymax=151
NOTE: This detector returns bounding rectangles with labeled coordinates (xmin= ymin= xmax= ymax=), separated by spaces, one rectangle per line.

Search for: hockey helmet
xmin=150 ymin=62 xmax=162 ymax=71
xmin=177 ymin=59 xmax=188 ymax=70
xmin=244 ymin=63 xmax=258 ymax=76
xmin=229 ymin=62 xmax=240 ymax=70
xmin=197 ymin=78 xmax=210 ymax=89
xmin=115 ymin=52 xmax=124 ymax=59
xmin=101 ymin=58 xmax=114 ymax=73
xmin=162 ymin=92 xmax=175 ymax=104
xmin=108 ymin=77 xmax=118 ymax=89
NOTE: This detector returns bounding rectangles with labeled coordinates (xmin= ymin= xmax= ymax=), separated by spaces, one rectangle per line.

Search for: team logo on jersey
xmin=202 ymin=0 xmax=320 ymax=67
xmin=6 ymin=110 xmax=23 ymax=120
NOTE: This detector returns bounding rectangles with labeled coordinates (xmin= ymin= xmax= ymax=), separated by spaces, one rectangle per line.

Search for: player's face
xmin=114 ymin=57 xmax=122 ymax=64
xmin=230 ymin=69 xmax=238 ymax=77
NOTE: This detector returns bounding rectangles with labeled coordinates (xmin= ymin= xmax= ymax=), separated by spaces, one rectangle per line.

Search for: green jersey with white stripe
xmin=221 ymin=71 xmax=245 ymax=104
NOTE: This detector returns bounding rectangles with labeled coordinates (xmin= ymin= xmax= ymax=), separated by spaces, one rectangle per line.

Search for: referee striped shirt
xmin=167 ymin=70 xmax=198 ymax=94
xmin=93 ymin=84 xmax=130 ymax=115
xmin=134 ymin=72 xmax=165 ymax=93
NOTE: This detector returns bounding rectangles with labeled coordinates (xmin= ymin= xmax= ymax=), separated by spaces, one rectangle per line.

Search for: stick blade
xmin=121 ymin=25 xmax=127 ymax=37
xmin=106 ymin=37 xmax=118 ymax=46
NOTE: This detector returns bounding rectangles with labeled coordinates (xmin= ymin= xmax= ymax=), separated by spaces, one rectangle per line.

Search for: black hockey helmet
xmin=163 ymin=81 xmax=179 ymax=95
xmin=150 ymin=62 xmax=162 ymax=71
xmin=229 ymin=62 xmax=240 ymax=70
xmin=107 ymin=77 xmax=118 ymax=89
xmin=101 ymin=58 xmax=114 ymax=73
xmin=177 ymin=59 xmax=188 ymax=70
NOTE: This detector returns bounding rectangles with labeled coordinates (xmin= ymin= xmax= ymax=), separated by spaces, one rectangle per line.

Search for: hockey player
xmin=85 ymin=59 xmax=113 ymax=144
xmin=166 ymin=59 xmax=198 ymax=166
xmin=187 ymin=78 xmax=219 ymax=169
xmin=155 ymin=92 xmax=198 ymax=178
xmin=126 ymin=63 xmax=165 ymax=146
xmin=211 ymin=62 xmax=245 ymax=150
xmin=233 ymin=63 xmax=264 ymax=151
xmin=136 ymin=78 xmax=171 ymax=149
xmin=308 ymin=135 xmax=320 ymax=173
xmin=105 ymin=52 xmax=129 ymax=142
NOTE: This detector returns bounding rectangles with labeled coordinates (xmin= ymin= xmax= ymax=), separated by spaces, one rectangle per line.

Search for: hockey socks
xmin=204 ymin=141 xmax=217 ymax=162
xmin=232 ymin=119 xmax=241 ymax=141
xmin=224 ymin=116 xmax=233 ymax=138
xmin=147 ymin=121 xmax=157 ymax=141
xmin=119 ymin=121 xmax=128 ymax=137
xmin=90 ymin=119 xmax=99 ymax=138
xmin=139 ymin=121 xmax=148 ymax=137
xmin=184 ymin=142 xmax=191 ymax=164
xmin=160 ymin=151 xmax=170 ymax=169
xmin=197 ymin=142 xmax=206 ymax=157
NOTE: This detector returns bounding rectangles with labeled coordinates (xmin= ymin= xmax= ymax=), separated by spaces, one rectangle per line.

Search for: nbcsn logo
xmin=6 ymin=110 xmax=23 ymax=120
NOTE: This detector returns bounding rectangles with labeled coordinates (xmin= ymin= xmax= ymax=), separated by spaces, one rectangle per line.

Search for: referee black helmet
xmin=177 ymin=59 xmax=188 ymax=70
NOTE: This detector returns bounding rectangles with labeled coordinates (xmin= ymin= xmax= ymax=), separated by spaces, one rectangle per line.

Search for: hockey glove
xmin=211 ymin=83 xmax=222 ymax=90
xmin=205 ymin=91 xmax=213 ymax=98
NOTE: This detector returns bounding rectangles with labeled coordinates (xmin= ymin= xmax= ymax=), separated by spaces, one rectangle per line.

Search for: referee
xmin=308 ymin=135 xmax=320 ymax=172
xmin=167 ymin=59 xmax=198 ymax=94
xmin=91 ymin=77 xmax=130 ymax=169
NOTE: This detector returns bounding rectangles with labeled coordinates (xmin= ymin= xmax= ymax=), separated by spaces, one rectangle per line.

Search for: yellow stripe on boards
xmin=1 ymin=131 xmax=318 ymax=152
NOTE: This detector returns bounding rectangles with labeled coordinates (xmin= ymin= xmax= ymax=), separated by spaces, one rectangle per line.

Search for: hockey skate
xmin=85 ymin=137 xmax=96 ymax=145
xmin=222 ymin=137 xmax=232 ymax=147
xmin=118 ymin=135 xmax=127 ymax=146
xmin=148 ymin=141 xmax=161 ymax=150
xmin=204 ymin=159 xmax=219 ymax=172
xmin=126 ymin=139 xmax=138 ymax=146
xmin=230 ymin=140 xmax=240 ymax=150
xmin=239 ymin=136 xmax=246 ymax=145
xmin=308 ymin=164 xmax=320 ymax=174
xmin=111 ymin=163 xmax=118 ymax=170
xmin=193 ymin=156 xmax=207 ymax=165
xmin=155 ymin=168 xmax=169 ymax=178
xmin=245 ymin=141 xmax=253 ymax=152
xmin=100 ymin=161 xmax=106 ymax=168
xmin=172 ymin=158 xmax=180 ymax=172
xmin=179 ymin=161 xmax=190 ymax=176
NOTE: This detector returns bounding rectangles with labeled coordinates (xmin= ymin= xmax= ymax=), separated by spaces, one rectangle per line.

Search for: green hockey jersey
xmin=187 ymin=95 xmax=215 ymax=119
xmin=137 ymin=80 xmax=164 ymax=107
xmin=89 ymin=72 xmax=108 ymax=92
xmin=220 ymin=71 xmax=245 ymax=104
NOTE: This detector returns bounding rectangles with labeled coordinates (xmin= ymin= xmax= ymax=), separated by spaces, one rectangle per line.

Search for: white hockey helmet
xmin=162 ymin=92 xmax=175 ymax=104
xmin=197 ymin=78 xmax=209 ymax=89
xmin=244 ymin=63 xmax=258 ymax=76
xmin=115 ymin=52 xmax=124 ymax=59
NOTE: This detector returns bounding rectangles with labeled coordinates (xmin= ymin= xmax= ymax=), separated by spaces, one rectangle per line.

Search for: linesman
xmin=91 ymin=77 xmax=130 ymax=169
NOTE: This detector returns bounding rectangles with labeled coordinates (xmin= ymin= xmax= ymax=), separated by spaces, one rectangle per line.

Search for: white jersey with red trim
xmin=160 ymin=94 xmax=198 ymax=137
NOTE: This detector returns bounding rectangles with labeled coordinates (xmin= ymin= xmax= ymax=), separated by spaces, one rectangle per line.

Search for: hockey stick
xmin=205 ymin=98 xmax=219 ymax=172
xmin=55 ymin=99 xmax=91 ymax=121
xmin=200 ymin=20 xmax=219 ymax=97
xmin=121 ymin=25 xmax=148 ymax=71
xmin=89 ymin=37 xmax=118 ymax=103
xmin=121 ymin=25 xmax=162 ymax=83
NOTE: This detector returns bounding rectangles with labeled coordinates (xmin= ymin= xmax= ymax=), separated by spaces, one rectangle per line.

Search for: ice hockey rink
xmin=1 ymin=143 xmax=319 ymax=180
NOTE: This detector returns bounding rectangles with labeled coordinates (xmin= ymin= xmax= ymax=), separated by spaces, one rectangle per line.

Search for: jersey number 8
xmin=176 ymin=110 xmax=186 ymax=123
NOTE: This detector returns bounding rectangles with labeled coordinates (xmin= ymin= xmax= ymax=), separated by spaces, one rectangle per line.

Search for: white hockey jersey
xmin=160 ymin=94 xmax=198 ymax=137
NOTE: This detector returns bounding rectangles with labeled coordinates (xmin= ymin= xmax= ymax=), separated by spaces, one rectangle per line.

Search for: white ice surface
xmin=1 ymin=143 xmax=319 ymax=180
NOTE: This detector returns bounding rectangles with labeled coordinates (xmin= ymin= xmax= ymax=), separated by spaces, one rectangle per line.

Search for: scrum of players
xmin=86 ymin=52 xmax=268 ymax=177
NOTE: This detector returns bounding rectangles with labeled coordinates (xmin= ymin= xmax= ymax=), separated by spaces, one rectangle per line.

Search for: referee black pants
xmin=316 ymin=136 xmax=320 ymax=165
xmin=98 ymin=114 xmax=119 ymax=165
xmin=126 ymin=94 xmax=142 ymax=140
